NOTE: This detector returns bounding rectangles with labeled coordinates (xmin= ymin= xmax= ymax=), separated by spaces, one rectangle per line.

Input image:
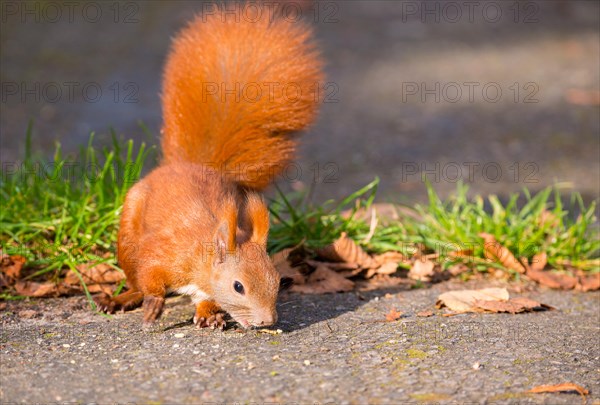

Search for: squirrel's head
xmin=209 ymin=195 xmax=280 ymax=328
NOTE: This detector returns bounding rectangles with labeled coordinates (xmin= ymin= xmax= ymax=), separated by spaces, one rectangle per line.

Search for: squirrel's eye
xmin=233 ymin=281 xmax=245 ymax=295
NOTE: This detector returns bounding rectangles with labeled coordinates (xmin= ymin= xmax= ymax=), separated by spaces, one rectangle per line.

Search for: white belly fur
xmin=173 ymin=284 xmax=210 ymax=304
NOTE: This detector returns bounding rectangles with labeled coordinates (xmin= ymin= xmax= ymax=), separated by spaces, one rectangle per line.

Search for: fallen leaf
xmin=0 ymin=302 xmax=7 ymax=311
xmin=437 ymin=288 xmax=553 ymax=314
xmin=577 ymin=273 xmax=600 ymax=292
xmin=416 ymin=310 xmax=434 ymax=317
xmin=385 ymin=308 xmax=402 ymax=322
xmin=290 ymin=265 xmax=354 ymax=294
xmin=14 ymin=281 xmax=56 ymax=297
xmin=480 ymin=233 xmax=526 ymax=273
xmin=303 ymin=259 xmax=364 ymax=279
xmin=508 ymin=297 xmax=555 ymax=311
xmin=370 ymin=252 xmax=405 ymax=277
xmin=271 ymin=248 xmax=292 ymax=267
xmin=14 ymin=281 xmax=79 ymax=298
xmin=0 ymin=254 xmax=26 ymax=281
xmin=316 ymin=232 xmax=377 ymax=268
xmin=526 ymin=269 xmax=578 ymax=290
xmin=473 ymin=297 xmax=553 ymax=314
xmin=271 ymin=249 xmax=305 ymax=285
xmin=527 ymin=382 xmax=589 ymax=397
xmin=64 ymin=262 xmax=125 ymax=285
xmin=373 ymin=251 xmax=405 ymax=266
xmin=304 ymin=260 xmax=359 ymax=271
xmin=376 ymin=261 xmax=400 ymax=275
xmin=409 ymin=259 xmax=435 ymax=281
xmin=448 ymin=264 xmax=469 ymax=276
xmin=436 ymin=288 xmax=510 ymax=312
xmin=530 ymin=252 xmax=548 ymax=272
xmin=85 ymin=284 xmax=115 ymax=294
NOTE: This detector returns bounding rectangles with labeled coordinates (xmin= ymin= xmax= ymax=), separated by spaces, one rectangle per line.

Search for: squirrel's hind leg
xmin=94 ymin=288 xmax=143 ymax=314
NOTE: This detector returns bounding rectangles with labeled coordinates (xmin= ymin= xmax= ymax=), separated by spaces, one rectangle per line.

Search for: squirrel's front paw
xmin=94 ymin=293 xmax=117 ymax=314
xmin=193 ymin=300 xmax=225 ymax=330
xmin=194 ymin=313 xmax=226 ymax=330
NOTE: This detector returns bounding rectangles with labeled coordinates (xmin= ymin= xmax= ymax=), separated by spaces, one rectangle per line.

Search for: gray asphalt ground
xmin=1 ymin=280 xmax=599 ymax=404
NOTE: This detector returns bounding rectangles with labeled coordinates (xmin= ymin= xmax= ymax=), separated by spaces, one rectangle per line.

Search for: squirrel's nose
xmin=256 ymin=310 xmax=277 ymax=326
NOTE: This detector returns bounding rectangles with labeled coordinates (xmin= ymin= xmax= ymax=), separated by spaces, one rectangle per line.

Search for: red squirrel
xmin=94 ymin=10 xmax=322 ymax=329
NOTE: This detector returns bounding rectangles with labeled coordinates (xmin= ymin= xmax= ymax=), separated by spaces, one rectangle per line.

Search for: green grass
xmin=1 ymin=131 xmax=598 ymax=302
xmin=0 ymin=125 xmax=153 ymax=294
xmin=269 ymin=182 xmax=599 ymax=273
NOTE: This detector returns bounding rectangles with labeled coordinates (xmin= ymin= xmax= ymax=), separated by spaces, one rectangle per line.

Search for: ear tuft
xmin=245 ymin=194 xmax=270 ymax=247
xmin=214 ymin=198 xmax=238 ymax=263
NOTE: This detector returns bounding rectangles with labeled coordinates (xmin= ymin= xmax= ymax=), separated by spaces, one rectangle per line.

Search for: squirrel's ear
xmin=246 ymin=194 xmax=269 ymax=247
xmin=214 ymin=203 xmax=237 ymax=263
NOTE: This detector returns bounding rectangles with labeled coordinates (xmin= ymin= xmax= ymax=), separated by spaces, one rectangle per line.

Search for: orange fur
xmin=161 ymin=11 xmax=323 ymax=190
xmin=244 ymin=194 xmax=270 ymax=247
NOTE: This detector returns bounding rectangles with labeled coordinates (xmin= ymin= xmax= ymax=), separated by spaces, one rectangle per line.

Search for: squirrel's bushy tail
xmin=161 ymin=10 xmax=323 ymax=190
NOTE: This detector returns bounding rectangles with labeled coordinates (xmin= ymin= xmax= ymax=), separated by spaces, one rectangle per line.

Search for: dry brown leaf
xmin=14 ymin=281 xmax=79 ymax=298
xmin=290 ymin=265 xmax=354 ymax=294
xmin=384 ymin=308 xmax=402 ymax=322
xmin=527 ymin=382 xmax=589 ymax=396
xmin=509 ymin=297 xmax=555 ymax=311
xmin=371 ymin=252 xmax=404 ymax=276
xmin=316 ymin=232 xmax=377 ymax=268
xmin=416 ymin=310 xmax=434 ymax=317
xmin=436 ymin=288 xmax=510 ymax=312
xmin=271 ymin=248 xmax=292 ymax=267
xmin=305 ymin=259 xmax=359 ymax=271
xmin=304 ymin=259 xmax=363 ymax=279
xmin=448 ymin=264 xmax=469 ymax=276
xmin=476 ymin=300 xmax=514 ymax=312
xmin=64 ymin=262 xmax=125 ymax=286
xmin=473 ymin=297 xmax=553 ymax=314
xmin=480 ymin=233 xmax=526 ymax=273
xmin=0 ymin=254 xmax=26 ymax=281
xmin=373 ymin=251 xmax=405 ymax=266
xmin=408 ymin=259 xmax=435 ymax=282
xmin=530 ymin=252 xmax=548 ymax=272
xmin=271 ymin=249 xmax=305 ymax=285
xmin=526 ymin=269 xmax=578 ymax=290
xmin=577 ymin=273 xmax=600 ymax=292
xmin=376 ymin=261 xmax=399 ymax=276
xmin=85 ymin=284 xmax=115 ymax=294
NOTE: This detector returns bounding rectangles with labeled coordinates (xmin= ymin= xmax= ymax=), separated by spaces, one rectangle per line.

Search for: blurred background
xmin=1 ymin=0 xmax=599 ymax=204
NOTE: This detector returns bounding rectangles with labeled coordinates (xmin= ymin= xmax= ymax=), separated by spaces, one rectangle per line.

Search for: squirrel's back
xmin=161 ymin=10 xmax=323 ymax=190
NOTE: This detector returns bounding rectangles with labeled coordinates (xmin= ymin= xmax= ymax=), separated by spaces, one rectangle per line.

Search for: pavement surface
xmin=1 ymin=280 xmax=599 ymax=404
